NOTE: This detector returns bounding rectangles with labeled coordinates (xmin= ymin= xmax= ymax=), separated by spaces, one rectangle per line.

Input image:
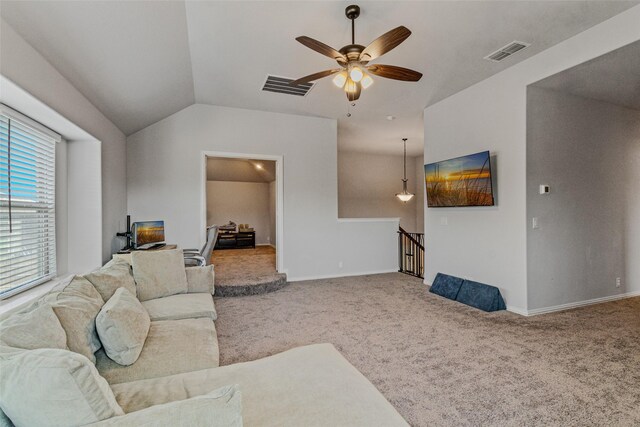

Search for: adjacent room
xmin=0 ymin=1 xmax=638 ymax=426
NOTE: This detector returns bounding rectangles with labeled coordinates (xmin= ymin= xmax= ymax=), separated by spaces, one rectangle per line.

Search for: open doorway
xmin=201 ymin=152 xmax=284 ymax=288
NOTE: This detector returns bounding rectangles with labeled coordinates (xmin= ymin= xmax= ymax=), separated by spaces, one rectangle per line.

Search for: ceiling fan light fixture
xmin=349 ymin=66 xmax=364 ymax=82
xmin=344 ymin=77 xmax=358 ymax=94
xmin=361 ymin=73 xmax=374 ymax=89
xmin=332 ymin=71 xmax=348 ymax=88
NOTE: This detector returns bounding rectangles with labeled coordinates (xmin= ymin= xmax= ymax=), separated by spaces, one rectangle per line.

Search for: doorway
xmin=201 ymin=152 xmax=284 ymax=285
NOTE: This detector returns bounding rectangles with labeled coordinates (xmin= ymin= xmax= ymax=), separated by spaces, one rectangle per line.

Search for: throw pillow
xmin=85 ymin=258 xmax=137 ymax=302
xmin=0 ymin=348 xmax=124 ymax=427
xmin=185 ymin=265 xmax=215 ymax=294
xmin=43 ymin=276 xmax=105 ymax=363
xmin=96 ymin=288 xmax=150 ymax=366
xmin=0 ymin=304 xmax=67 ymax=350
xmin=131 ymin=249 xmax=188 ymax=301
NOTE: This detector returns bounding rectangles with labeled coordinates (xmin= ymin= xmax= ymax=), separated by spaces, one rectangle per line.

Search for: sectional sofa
xmin=0 ymin=249 xmax=407 ymax=426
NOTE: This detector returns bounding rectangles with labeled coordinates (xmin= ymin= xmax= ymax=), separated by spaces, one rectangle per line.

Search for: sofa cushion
xmin=141 ymin=293 xmax=217 ymax=321
xmin=86 ymin=386 xmax=242 ymax=426
xmin=0 ymin=304 xmax=67 ymax=350
xmin=131 ymin=249 xmax=188 ymax=301
xmin=0 ymin=348 xmax=124 ymax=427
xmin=186 ymin=265 xmax=215 ymax=294
xmin=96 ymin=288 xmax=150 ymax=366
xmin=43 ymin=276 xmax=104 ymax=363
xmin=111 ymin=343 xmax=408 ymax=426
xmin=96 ymin=318 xmax=219 ymax=385
xmin=85 ymin=258 xmax=137 ymax=302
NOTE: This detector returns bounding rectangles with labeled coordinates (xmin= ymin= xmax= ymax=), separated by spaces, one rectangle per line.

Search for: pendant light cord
xmin=402 ymin=138 xmax=408 ymax=181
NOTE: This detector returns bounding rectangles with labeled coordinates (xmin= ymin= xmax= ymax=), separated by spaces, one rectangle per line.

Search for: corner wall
xmin=338 ymin=151 xmax=421 ymax=232
xmin=423 ymin=6 xmax=640 ymax=313
xmin=127 ymin=104 xmax=340 ymax=279
xmin=526 ymin=87 xmax=640 ymax=310
xmin=0 ymin=19 xmax=127 ymax=264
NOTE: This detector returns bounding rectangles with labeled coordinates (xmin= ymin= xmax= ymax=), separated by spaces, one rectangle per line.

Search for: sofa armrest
xmin=185 ymin=265 xmax=215 ymax=294
xmin=86 ymin=385 xmax=241 ymax=426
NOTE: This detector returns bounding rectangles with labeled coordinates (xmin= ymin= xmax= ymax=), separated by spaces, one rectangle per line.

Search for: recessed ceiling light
xmin=386 ymin=115 xmax=396 ymax=121
xmin=255 ymin=163 xmax=264 ymax=170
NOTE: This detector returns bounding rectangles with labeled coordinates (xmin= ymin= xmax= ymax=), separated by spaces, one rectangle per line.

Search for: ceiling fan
xmin=290 ymin=4 xmax=422 ymax=102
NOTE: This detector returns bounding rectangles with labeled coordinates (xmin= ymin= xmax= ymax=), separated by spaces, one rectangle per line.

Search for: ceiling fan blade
xmin=289 ymin=69 xmax=342 ymax=86
xmin=367 ymin=64 xmax=422 ymax=81
xmin=359 ymin=26 xmax=412 ymax=62
xmin=296 ymin=36 xmax=347 ymax=64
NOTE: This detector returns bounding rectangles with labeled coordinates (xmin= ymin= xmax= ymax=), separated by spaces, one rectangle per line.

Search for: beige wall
xmin=338 ymin=151 xmax=422 ymax=232
xmin=526 ymin=87 xmax=640 ymax=310
xmin=269 ymin=181 xmax=276 ymax=248
xmin=206 ymin=181 xmax=272 ymax=245
xmin=415 ymin=155 xmax=425 ymax=233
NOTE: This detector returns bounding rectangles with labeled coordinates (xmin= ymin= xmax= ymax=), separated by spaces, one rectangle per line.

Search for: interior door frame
xmin=200 ymin=151 xmax=284 ymax=273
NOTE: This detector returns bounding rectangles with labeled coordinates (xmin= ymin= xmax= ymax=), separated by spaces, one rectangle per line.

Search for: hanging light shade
xmin=396 ymin=138 xmax=414 ymax=203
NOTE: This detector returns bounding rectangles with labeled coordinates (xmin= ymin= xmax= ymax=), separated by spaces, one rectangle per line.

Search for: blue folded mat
xmin=429 ymin=273 xmax=506 ymax=312
xmin=429 ymin=273 xmax=463 ymax=300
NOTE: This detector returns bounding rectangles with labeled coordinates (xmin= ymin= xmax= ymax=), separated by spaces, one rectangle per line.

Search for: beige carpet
xmin=214 ymin=273 xmax=640 ymax=426
xmin=212 ymin=246 xmax=279 ymax=286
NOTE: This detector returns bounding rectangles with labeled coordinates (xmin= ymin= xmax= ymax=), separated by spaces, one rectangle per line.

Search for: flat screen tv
xmin=132 ymin=221 xmax=165 ymax=249
xmin=424 ymin=151 xmax=494 ymax=207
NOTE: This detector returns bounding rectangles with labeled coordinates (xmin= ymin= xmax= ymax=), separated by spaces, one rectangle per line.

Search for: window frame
xmin=1 ymin=104 xmax=62 ymax=299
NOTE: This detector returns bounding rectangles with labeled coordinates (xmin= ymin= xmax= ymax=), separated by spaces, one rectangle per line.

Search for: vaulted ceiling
xmin=1 ymin=1 xmax=637 ymax=156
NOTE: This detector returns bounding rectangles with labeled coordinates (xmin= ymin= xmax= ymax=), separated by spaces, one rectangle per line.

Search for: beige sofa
xmin=0 ymin=249 xmax=407 ymax=426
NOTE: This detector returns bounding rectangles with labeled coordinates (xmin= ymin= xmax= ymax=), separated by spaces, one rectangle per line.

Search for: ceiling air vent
xmin=261 ymin=75 xmax=314 ymax=96
xmin=484 ymin=41 xmax=530 ymax=62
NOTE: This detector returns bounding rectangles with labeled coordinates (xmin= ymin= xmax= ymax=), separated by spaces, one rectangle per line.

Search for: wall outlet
xmin=338 ymin=261 xmax=343 ymax=269
xmin=539 ymin=185 xmax=550 ymax=195
xmin=440 ymin=217 xmax=448 ymax=226
xmin=616 ymin=277 xmax=621 ymax=288
xmin=532 ymin=217 xmax=539 ymax=229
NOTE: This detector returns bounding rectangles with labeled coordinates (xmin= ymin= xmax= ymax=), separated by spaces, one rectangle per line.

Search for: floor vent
xmin=484 ymin=41 xmax=530 ymax=62
xmin=262 ymin=75 xmax=314 ymax=96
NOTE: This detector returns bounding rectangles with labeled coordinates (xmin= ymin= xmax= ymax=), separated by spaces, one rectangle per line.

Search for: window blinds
xmin=1 ymin=112 xmax=57 ymax=298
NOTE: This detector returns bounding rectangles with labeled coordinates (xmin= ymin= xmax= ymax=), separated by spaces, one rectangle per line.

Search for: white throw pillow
xmin=0 ymin=304 xmax=67 ymax=350
xmin=85 ymin=258 xmax=137 ymax=302
xmin=43 ymin=276 xmax=105 ymax=363
xmin=0 ymin=348 xmax=124 ymax=427
xmin=131 ymin=249 xmax=188 ymax=301
xmin=96 ymin=288 xmax=150 ymax=366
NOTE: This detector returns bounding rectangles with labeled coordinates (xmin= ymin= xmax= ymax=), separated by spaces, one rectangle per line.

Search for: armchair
xmin=184 ymin=225 xmax=218 ymax=267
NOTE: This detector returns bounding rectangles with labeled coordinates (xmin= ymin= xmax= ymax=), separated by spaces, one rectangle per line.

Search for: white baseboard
xmin=524 ymin=290 xmax=640 ymax=316
xmin=506 ymin=306 xmax=529 ymax=316
xmin=288 ymin=269 xmax=399 ymax=282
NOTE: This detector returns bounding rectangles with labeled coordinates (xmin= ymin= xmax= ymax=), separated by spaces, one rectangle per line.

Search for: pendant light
xmin=396 ymin=138 xmax=414 ymax=203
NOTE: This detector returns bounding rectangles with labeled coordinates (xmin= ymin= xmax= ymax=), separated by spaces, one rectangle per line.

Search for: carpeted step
xmin=215 ymin=273 xmax=288 ymax=297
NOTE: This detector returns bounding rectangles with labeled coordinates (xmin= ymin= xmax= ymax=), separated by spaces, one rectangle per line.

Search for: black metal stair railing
xmin=398 ymin=226 xmax=424 ymax=279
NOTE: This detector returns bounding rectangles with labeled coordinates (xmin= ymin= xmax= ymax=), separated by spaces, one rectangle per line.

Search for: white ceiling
xmin=206 ymin=158 xmax=276 ymax=183
xmin=1 ymin=1 xmax=637 ymax=156
xmin=532 ymin=40 xmax=640 ymax=111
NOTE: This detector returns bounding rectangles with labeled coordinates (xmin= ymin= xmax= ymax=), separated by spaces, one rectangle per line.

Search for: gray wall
xmin=338 ymin=151 xmax=421 ymax=232
xmin=526 ymin=87 xmax=640 ymax=310
xmin=206 ymin=181 xmax=272 ymax=245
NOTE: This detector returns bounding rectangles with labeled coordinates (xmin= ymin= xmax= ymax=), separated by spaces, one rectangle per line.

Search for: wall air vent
xmin=484 ymin=41 xmax=530 ymax=62
xmin=261 ymin=75 xmax=314 ymax=96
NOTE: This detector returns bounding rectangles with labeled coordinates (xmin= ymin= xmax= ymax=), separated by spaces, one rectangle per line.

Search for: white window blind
xmin=1 ymin=111 xmax=57 ymax=298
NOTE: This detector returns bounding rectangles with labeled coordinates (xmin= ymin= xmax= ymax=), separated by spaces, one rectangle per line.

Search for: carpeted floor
xmin=214 ymin=273 xmax=640 ymax=426
xmin=211 ymin=246 xmax=282 ymax=286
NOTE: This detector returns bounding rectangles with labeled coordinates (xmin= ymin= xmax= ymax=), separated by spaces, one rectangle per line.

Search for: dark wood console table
xmin=215 ymin=231 xmax=256 ymax=250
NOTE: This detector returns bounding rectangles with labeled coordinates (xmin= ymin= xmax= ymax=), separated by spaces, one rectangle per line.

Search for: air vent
xmin=261 ymin=75 xmax=314 ymax=96
xmin=484 ymin=41 xmax=530 ymax=62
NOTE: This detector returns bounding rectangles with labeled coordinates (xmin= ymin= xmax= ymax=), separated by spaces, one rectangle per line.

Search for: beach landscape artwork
xmin=424 ymin=151 xmax=494 ymax=207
